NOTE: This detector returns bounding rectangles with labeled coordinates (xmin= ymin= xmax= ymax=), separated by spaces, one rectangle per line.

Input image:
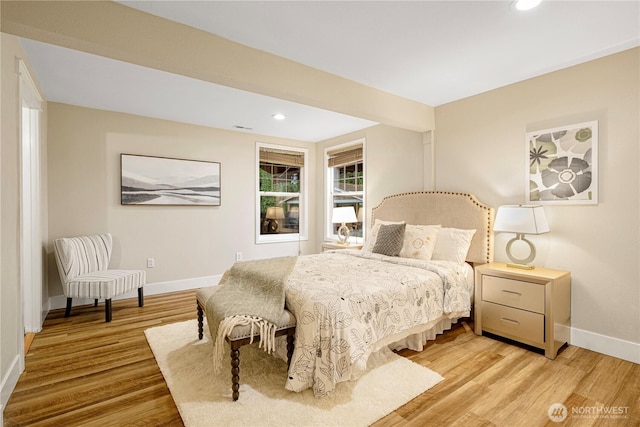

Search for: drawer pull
xmin=500 ymin=317 xmax=520 ymax=325
xmin=501 ymin=290 xmax=522 ymax=297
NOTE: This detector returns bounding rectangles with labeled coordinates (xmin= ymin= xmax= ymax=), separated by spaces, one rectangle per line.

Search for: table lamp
xmin=493 ymin=205 xmax=549 ymax=269
xmin=332 ymin=206 xmax=357 ymax=244
xmin=266 ymin=206 xmax=285 ymax=233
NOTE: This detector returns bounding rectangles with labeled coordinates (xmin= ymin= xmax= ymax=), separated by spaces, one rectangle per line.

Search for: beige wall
xmin=47 ymin=106 xmax=427 ymax=297
xmin=0 ymin=32 xmax=19 ymax=405
xmin=315 ymin=124 xmax=425 ymax=241
xmin=47 ymin=103 xmax=317 ymax=296
xmin=434 ymin=48 xmax=640 ymax=348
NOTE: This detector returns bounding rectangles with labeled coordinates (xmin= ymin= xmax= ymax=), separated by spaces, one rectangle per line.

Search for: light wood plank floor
xmin=4 ymin=290 xmax=638 ymax=426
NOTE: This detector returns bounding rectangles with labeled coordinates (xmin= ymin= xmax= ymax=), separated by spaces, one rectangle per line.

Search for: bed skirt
xmin=383 ymin=314 xmax=462 ymax=352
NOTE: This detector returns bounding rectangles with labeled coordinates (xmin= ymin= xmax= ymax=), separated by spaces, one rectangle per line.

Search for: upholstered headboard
xmin=370 ymin=191 xmax=494 ymax=264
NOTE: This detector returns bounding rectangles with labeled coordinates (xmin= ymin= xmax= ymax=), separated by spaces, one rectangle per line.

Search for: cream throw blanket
xmin=206 ymin=256 xmax=297 ymax=372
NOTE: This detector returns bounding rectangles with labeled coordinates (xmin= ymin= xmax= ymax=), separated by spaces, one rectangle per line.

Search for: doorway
xmin=19 ymin=59 xmax=44 ymax=339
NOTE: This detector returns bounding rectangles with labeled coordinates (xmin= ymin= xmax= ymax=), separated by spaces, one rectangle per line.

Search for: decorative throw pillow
xmin=399 ymin=224 xmax=441 ymax=260
xmin=372 ymin=223 xmax=406 ymax=257
xmin=431 ymin=227 xmax=476 ymax=264
xmin=363 ymin=219 xmax=405 ymax=253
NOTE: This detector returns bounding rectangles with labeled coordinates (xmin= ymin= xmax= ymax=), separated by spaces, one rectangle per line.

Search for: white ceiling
xmin=20 ymin=1 xmax=640 ymax=142
xmin=20 ymin=38 xmax=377 ymax=142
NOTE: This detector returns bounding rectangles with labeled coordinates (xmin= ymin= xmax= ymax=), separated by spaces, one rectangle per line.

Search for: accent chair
xmin=53 ymin=233 xmax=145 ymax=322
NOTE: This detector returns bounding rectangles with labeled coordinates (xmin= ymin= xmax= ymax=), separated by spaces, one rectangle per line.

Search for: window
xmin=256 ymin=143 xmax=308 ymax=243
xmin=325 ymin=140 xmax=365 ymax=242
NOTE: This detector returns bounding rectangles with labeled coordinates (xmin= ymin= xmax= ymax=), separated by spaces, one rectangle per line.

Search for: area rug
xmin=145 ymin=319 xmax=443 ymax=427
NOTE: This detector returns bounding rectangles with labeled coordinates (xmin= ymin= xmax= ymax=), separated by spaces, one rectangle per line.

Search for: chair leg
xmin=230 ymin=345 xmax=240 ymax=401
xmin=105 ymin=299 xmax=112 ymax=322
xmin=197 ymin=304 xmax=204 ymax=340
xmin=138 ymin=287 xmax=144 ymax=307
xmin=94 ymin=299 xmax=99 ymax=307
xmin=65 ymin=298 xmax=72 ymax=317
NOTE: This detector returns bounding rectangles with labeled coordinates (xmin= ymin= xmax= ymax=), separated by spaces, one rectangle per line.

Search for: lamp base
xmin=267 ymin=219 xmax=279 ymax=233
xmin=337 ymin=223 xmax=350 ymax=244
xmin=506 ymin=262 xmax=536 ymax=270
xmin=505 ymin=234 xmax=537 ymax=268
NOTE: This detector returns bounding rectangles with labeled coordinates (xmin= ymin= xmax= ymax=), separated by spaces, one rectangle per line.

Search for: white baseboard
xmin=571 ymin=327 xmax=640 ymax=364
xmin=1 ymin=355 xmax=22 ymax=416
xmin=48 ymin=274 xmax=221 ymax=310
xmin=141 ymin=274 xmax=222 ymax=296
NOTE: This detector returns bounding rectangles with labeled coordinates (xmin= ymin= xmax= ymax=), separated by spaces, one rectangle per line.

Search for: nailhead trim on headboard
xmin=370 ymin=191 xmax=494 ymax=264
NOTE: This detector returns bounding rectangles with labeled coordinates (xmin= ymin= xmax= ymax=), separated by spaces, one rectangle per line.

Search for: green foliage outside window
xmin=260 ymin=164 xmax=300 ymax=192
xmin=259 ymin=165 xmax=300 ymax=213
xmin=333 ymin=164 xmax=363 ymax=192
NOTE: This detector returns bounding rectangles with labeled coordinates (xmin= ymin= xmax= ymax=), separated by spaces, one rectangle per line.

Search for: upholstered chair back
xmin=53 ymin=234 xmax=113 ymax=285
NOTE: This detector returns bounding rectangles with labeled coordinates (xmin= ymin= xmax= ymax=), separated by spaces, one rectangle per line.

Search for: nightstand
xmin=322 ymin=242 xmax=363 ymax=252
xmin=474 ymin=262 xmax=571 ymax=359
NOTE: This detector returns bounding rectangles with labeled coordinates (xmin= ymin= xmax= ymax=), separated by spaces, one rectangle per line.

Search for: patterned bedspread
xmin=279 ymin=250 xmax=473 ymax=397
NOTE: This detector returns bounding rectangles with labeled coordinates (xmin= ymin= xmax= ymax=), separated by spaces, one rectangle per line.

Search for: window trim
xmin=256 ymin=142 xmax=308 ymax=244
xmin=324 ymin=139 xmax=365 ymax=243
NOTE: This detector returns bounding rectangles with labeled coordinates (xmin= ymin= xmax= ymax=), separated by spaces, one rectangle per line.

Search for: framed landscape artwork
xmin=121 ymin=154 xmax=221 ymax=206
xmin=526 ymin=121 xmax=598 ymax=205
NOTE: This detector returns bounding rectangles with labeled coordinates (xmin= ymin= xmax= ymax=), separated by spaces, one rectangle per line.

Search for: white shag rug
xmin=145 ymin=319 xmax=443 ymax=427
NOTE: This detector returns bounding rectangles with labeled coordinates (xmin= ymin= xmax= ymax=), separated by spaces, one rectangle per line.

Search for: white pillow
xmin=399 ymin=224 xmax=441 ymax=260
xmin=431 ymin=228 xmax=476 ymax=264
xmin=363 ymin=219 xmax=405 ymax=253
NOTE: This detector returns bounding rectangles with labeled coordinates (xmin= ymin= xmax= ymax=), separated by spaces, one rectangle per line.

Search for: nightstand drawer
xmin=482 ymin=275 xmax=544 ymax=314
xmin=482 ymin=301 xmax=544 ymax=346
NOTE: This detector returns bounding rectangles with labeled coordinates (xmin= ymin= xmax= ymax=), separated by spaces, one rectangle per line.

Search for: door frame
xmin=18 ymin=58 xmax=44 ymax=338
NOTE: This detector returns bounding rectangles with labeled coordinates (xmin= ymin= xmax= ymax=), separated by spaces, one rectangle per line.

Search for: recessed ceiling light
xmin=515 ymin=0 xmax=541 ymax=11
xmin=272 ymin=113 xmax=286 ymax=120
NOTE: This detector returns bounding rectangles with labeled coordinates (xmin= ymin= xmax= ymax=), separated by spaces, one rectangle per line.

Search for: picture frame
xmin=121 ymin=154 xmax=220 ymax=206
xmin=526 ymin=120 xmax=598 ymax=205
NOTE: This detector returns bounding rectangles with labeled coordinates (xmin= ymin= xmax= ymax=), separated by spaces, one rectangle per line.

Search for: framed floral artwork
xmin=527 ymin=121 xmax=598 ymax=205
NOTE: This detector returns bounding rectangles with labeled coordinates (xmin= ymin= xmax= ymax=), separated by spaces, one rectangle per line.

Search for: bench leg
xmin=197 ymin=303 xmax=204 ymax=340
xmin=231 ymin=347 xmax=240 ymax=401
xmin=286 ymin=331 xmax=295 ymax=369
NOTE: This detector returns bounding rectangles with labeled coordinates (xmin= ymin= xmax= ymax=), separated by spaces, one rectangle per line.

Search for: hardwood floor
xmin=4 ymin=291 xmax=193 ymax=427
xmin=4 ymin=290 xmax=638 ymax=426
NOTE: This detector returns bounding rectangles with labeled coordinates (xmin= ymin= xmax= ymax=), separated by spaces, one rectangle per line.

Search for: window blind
xmin=327 ymin=145 xmax=363 ymax=168
xmin=259 ymin=148 xmax=304 ymax=167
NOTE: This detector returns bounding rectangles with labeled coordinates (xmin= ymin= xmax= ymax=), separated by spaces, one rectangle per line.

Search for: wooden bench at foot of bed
xmin=196 ymin=287 xmax=297 ymax=401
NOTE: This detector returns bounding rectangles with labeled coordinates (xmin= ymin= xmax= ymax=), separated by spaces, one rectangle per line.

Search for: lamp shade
xmin=266 ymin=206 xmax=285 ymax=220
xmin=494 ymin=205 xmax=549 ymax=235
xmin=332 ymin=206 xmax=357 ymax=224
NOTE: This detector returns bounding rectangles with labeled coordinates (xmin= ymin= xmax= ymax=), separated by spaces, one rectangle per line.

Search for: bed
xmin=204 ymin=191 xmax=494 ymax=398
